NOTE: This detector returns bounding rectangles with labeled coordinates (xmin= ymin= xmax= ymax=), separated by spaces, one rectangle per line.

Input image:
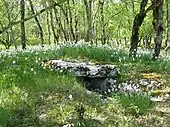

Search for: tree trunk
xmin=83 ymin=0 xmax=93 ymax=43
xmin=72 ymin=0 xmax=78 ymax=43
xmin=83 ymin=9 xmax=86 ymax=40
xmin=95 ymin=20 xmax=98 ymax=45
xmin=4 ymin=0 xmax=17 ymax=50
xmin=54 ymin=7 xmax=68 ymax=42
xmin=20 ymin=0 xmax=26 ymax=49
xmin=8 ymin=15 xmax=17 ymax=50
xmin=165 ymin=0 xmax=169 ymax=55
xmin=50 ymin=10 xmax=59 ymax=44
xmin=29 ymin=0 xmax=44 ymax=48
xmin=67 ymin=0 xmax=75 ymax=41
xmin=99 ymin=0 xmax=106 ymax=45
xmin=152 ymin=0 xmax=164 ymax=59
xmin=129 ymin=13 xmax=146 ymax=57
xmin=46 ymin=11 xmax=51 ymax=45
xmin=59 ymin=4 xmax=70 ymax=41
xmin=129 ymin=0 xmax=149 ymax=57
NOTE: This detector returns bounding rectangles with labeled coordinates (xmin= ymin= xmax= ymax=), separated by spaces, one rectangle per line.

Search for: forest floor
xmin=0 ymin=44 xmax=170 ymax=127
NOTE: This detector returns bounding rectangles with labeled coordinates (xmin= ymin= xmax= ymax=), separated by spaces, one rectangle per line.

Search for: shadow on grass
xmin=0 ymin=108 xmax=10 ymax=127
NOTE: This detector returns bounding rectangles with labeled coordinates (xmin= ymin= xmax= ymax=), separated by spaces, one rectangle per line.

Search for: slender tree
xmin=99 ymin=0 xmax=106 ymax=44
xmin=67 ymin=0 xmax=75 ymax=41
xmin=152 ymin=0 xmax=164 ymax=59
xmin=3 ymin=0 xmax=17 ymax=49
xmin=50 ymin=9 xmax=59 ymax=44
xmin=29 ymin=0 xmax=44 ymax=48
xmin=57 ymin=3 xmax=71 ymax=41
xmin=129 ymin=0 xmax=149 ymax=57
xmin=20 ymin=0 xmax=26 ymax=49
xmin=129 ymin=0 xmax=157 ymax=57
xmin=54 ymin=7 xmax=68 ymax=42
xmin=46 ymin=10 xmax=51 ymax=45
xmin=164 ymin=0 xmax=169 ymax=55
xmin=83 ymin=0 xmax=93 ymax=43
xmin=72 ymin=0 xmax=78 ymax=43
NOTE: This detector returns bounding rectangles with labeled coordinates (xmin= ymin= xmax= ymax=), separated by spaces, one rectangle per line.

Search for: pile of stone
xmin=117 ymin=79 xmax=162 ymax=93
xmin=117 ymin=79 xmax=170 ymax=102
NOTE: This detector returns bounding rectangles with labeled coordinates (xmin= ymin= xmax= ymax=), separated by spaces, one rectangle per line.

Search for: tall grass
xmin=113 ymin=93 xmax=154 ymax=116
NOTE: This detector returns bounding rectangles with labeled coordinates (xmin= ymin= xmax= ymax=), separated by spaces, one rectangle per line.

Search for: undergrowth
xmin=113 ymin=93 xmax=154 ymax=116
xmin=0 ymin=45 xmax=169 ymax=127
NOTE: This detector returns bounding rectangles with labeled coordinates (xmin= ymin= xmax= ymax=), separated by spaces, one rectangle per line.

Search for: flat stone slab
xmin=42 ymin=60 xmax=118 ymax=78
xmin=41 ymin=59 xmax=119 ymax=93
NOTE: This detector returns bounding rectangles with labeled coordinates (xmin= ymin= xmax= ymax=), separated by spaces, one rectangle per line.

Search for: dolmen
xmin=41 ymin=59 xmax=119 ymax=93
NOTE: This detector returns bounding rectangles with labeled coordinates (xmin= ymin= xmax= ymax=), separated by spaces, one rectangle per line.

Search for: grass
xmin=113 ymin=93 xmax=154 ymax=116
xmin=0 ymin=44 xmax=170 ymax=126
xmin=59 ymin=45 xmax=170 ymax=81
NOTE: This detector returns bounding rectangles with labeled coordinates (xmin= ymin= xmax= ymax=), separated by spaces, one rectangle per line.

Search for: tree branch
xmin=144 ymin=0 xmax=159 ymax=14
xmin=0 ymin=0 xmax=67 ymax=34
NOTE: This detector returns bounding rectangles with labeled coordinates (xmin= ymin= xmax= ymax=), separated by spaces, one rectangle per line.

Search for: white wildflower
xmin=12 ymin=61 xmax=16 ymax=64
xmin=108 ymin=89 xmax=111 ymax=93
xmin=35 ymin=60 xmax=38 ymax=63
xmin=118 ymin=58 xmax=122 ymax=62
xmin=59 ymin=69 xmax=63 ymax=73
xmin=63 ymin=123 xmax=74 ymax=127
xmin=150 ymin=96 xmax=164 ymax=102
xmin=39 ymin=113 xmax=47 ymax=121
xmin=31 ymin=68 xmax=34 ymax=71
xmin=68 ymin=94 xmax=73 ymax=100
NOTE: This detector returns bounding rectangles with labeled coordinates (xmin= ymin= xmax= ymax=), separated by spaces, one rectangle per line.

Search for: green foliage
xmin=0 ymin=108 xmax=10 ymax=126
xmin=0 ymin=0 xmax=160 ymax=48
xmin=139 ymin=12 xmax=153 ymax=37
xmin=73 ymin=118 xmax=103 ymax=127
xmin=0 ymin=45 xmax=169 ymax=126
xmin=75 ymin=103 xmax=86 ymax=119
xmin=113 ymin=93 xmax=154 ymax=115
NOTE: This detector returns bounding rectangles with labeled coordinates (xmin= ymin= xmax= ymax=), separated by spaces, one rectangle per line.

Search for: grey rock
xmin=41 ymin=60 xmax=119 ymax=93
xmin=139 ymin=79 xmax=149 ymax=86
